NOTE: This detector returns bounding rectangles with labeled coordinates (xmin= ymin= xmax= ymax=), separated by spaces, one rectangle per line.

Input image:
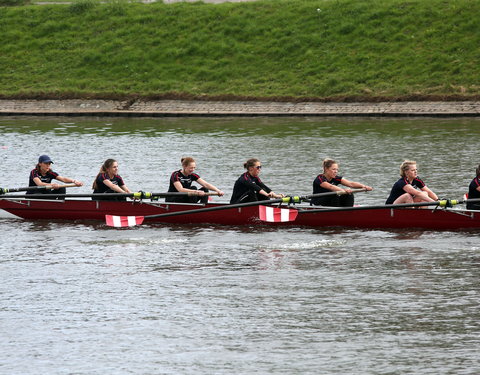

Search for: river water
xmin=0 ymin=116 xmax=479 ymax=374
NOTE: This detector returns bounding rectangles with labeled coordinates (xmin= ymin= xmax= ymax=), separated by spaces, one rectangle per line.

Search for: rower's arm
xmin=421 ymin=186 xmax=438 ymax=201
xmin=403 ymin=183 xmax=419 ymax=196
xmin=197 ymin=178 xmax=224 ymax=196
xmin=340 ymin=178 xmax=372 ymax=191
xmin=103 ymin=179 xmax=126 ymax=194
xmin=32 ymin=176 xmax=59 ymax=188
xmin=120 ymin=184 xmax=132 ymax=194
xmin=320 ymin=181 xmax=344 ymax=192
xmin=172 ymin=180 xmax=196 ymax=193
xmin=56 ymin=176 xmax=83 ymax=186
xmin=32 ymin=176 xmax=45 ymax=186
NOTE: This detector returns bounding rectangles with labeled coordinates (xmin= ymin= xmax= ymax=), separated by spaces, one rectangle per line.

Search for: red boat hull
xmin=1 ymin=198 xmax=479 ymax=230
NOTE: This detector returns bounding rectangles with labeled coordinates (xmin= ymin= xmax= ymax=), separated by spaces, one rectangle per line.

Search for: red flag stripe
xmin=105 ymin=215 xmax=144 ymax=227
xmin=258 ymin=206 xmax=298 ymax=222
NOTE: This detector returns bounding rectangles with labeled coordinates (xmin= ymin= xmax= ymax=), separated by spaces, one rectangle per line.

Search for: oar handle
xmin=460 ymin=197 xmax=480 ymax=206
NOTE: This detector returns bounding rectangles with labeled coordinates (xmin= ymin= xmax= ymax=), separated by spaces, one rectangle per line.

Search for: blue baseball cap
xmin=38 ymin=155 xmax=54 ymax=164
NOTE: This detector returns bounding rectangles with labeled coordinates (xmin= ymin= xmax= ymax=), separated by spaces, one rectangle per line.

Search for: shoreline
xmin=1 ymin=99 xmax=480 ymax=117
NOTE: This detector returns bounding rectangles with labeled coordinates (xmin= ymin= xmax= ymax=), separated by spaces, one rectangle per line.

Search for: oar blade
xmin=258 ymin=206 xmax=298 ymax=222
xmin=105 ymin=215 xmax=144 ymax=227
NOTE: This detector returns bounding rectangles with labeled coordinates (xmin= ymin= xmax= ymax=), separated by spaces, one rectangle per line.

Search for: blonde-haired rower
xmin=166 ymin=157 xmax=224 ymax=204
xmin=385 ymin=160 xmax=438 ymax=205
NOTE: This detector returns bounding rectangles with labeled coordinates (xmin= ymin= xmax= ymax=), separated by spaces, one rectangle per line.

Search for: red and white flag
xmin=105 ymin=215 xmax=144 ymax=227
xmin=258 ymin=206 xmax=298 ymax=222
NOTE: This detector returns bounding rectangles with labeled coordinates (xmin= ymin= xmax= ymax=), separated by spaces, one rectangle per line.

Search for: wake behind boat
xmin=1 ymin=196 xmax=479 ymax=230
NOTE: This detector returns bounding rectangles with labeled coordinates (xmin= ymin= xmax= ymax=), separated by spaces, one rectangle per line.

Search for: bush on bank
xmin=0 ymin=0 xmax=479 ymax=101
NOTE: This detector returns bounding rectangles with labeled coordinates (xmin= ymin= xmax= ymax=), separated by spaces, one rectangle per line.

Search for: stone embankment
xmin=1 ymin=99 xmax=480 ymax=117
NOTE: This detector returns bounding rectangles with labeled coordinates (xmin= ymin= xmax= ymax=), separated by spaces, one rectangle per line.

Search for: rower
xmin=467 ymin=164 xmax=480 ymax=210
xmin=311 ymin=158 xmax=372 ymax=207
xmin=166 ymin=157 xmax=224 ymax=204
xmin=385 ymin=160 xmax=438 ymax=205
xmin=230 ymin=158 xmax=284 ymax=204
xmin=28 ymin=154 xmax=83 ymax=199
xmin=92 ymin=159 xmax=132 ymax=201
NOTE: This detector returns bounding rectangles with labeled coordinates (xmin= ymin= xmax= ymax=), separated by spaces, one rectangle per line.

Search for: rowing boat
xmin=1 ymin=197 xmax=479 ymax=230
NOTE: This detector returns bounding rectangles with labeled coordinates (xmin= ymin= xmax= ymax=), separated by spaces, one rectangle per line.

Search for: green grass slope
xmin=0 ymin=0 xmax=479 ymax=101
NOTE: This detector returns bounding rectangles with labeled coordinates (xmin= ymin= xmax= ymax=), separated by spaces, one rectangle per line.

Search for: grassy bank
xmin=0 ymin=0 xmax=479 ymax=101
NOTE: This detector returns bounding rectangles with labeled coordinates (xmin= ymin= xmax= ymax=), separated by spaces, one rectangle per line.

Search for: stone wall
xmin=1 ymin=99 xmax=480 ymax=116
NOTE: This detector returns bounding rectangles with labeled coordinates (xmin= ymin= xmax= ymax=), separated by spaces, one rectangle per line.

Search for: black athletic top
xmin=93 ymin=173 xmax=125 ymax=193
xmin=230 ymin=172 xmax=271 ymax=204
xmin=168 ymin=170 xmax=201 ymax=192
xmin=313 ymin=174 xmax=343 ymax=194
xmin=386 ymin=176 xmax=426 ymax=204
xmin=467 ymin=176 xmax=480 ymax=209
xmin=27 ymin=168 xmax=60 ymax=194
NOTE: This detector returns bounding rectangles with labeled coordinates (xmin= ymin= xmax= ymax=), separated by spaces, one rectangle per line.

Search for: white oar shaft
xmin=0 ymin=183 xmax=77 ymax=194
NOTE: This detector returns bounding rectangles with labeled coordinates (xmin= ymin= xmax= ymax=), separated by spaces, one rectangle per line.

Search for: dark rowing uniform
xmin=28 ymin=168 xmax=59 ymax=188
xmin=230 ymin=172 xmax=271 ymax=204
xmin=386 ymin=176 xmax=425 ymax=204
xmin=467 ymin=176 xmax=480 ymax=210
xmin=311 ymin=174 xmax=353 ymax=207
xmin=27 ymin=168 xmax=66 ymax=197
xmin=166 ymin=170 xmax=208 ymax=203
xmin=93 ymin=173 xmax=126 ymax=201
xmin=313 ymin=174 xmax=342 ymax=194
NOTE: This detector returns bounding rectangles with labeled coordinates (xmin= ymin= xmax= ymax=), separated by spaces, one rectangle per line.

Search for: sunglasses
xmin=255 ymin=165 xmax=262 ymax=169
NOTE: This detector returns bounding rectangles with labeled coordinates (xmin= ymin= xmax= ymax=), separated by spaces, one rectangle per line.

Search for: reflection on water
xmin=1 ymin=116 xmax=480 ymax=374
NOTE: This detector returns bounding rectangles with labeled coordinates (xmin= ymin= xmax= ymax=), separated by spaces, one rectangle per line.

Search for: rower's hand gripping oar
xmin=105 ymin=188 xmax=369 ymax=227
xmin=0 ymin=183 xmax=77 ymax=195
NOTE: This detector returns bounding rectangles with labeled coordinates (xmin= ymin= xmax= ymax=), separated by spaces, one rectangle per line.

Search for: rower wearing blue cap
xmin=28 ymin=155 xmax=83 ymax=198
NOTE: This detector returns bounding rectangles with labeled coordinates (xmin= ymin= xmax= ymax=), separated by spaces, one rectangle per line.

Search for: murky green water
xmin=0 ymin=116 xmax=479 ymax=374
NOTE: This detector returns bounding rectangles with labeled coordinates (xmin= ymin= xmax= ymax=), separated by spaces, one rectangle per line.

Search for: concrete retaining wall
xmin=1 ymin=99 xmax=480 ymax=116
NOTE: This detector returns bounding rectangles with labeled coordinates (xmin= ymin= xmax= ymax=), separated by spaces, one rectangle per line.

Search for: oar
xmin=296 ymin=197 xmax=480 ymax=214
xmin=105 ymin=188 xmax=368 ymax=227
xmin=0 ymin=191 xmax=220 ymax=199
xmin=0 ymin=183 xmax=77 ymax=195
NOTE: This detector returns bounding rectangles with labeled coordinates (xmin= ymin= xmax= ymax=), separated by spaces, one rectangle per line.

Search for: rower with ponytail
xmin=230 ymin=158 xmax=284 ymax=204
xmin=92 ymin=159 xmax=132 ymax=201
